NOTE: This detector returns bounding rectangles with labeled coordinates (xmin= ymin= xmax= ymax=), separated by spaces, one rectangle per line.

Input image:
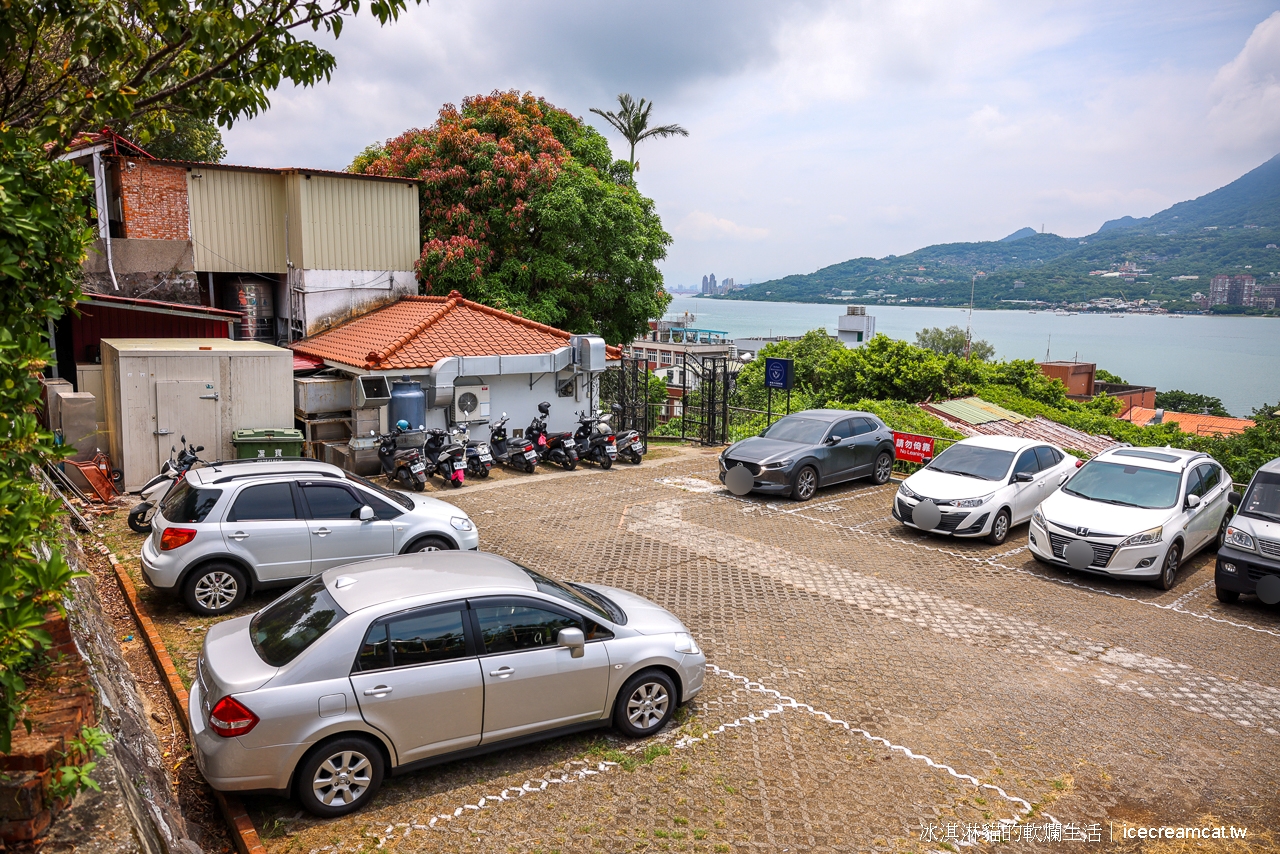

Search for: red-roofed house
xmin=1125 ymin=407 xmax=1255 ymax=437
xmin=292 ymin=292 xmax=619 ymax=441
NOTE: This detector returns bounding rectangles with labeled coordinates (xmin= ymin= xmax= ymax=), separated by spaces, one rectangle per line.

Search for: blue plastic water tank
xmin=388 ymin=376 xmax=426 ymax=431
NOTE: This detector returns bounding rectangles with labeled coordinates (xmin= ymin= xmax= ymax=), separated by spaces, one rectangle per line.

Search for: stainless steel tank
xmin=230 ymin=278 xmax=275 ymax=341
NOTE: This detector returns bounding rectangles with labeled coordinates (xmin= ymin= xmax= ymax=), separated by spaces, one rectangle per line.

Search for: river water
xmin=665 ymin=295 xmax=1279 ymax=418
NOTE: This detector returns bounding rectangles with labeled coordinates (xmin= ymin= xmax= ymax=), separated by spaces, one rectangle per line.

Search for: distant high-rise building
xmin=701 ymin=275 xmax=711 ymax=295
xmin=709 ymin=273 xmax=716 ymax=291
xmin=1210 ymin=274 xmax=1257 ymax=306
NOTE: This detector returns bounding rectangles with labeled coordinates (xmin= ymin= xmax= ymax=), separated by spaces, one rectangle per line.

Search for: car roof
xmin=787 ymin=409 xmax=876 ymax=423
xmin=188 ymin=459 xmax=346 ymax=486
xmin=1256 ymin=457 xmax=1280 ymax=477
xmin=1094 ymin=445 xmax=1209 ymax=471
xmin=949 ymin=435 xmax=1045 ymax=452
xmin=323 ymin=551 xmax=537 ymax=613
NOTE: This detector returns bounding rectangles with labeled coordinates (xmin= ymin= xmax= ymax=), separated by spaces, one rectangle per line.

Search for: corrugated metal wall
xmin=188 ymin=168 xmax=288 ymax=273
xmin=290 ymin=173 xmax=419 ymax=271
xmin=71 ymin=303 xmax=231 ymax=364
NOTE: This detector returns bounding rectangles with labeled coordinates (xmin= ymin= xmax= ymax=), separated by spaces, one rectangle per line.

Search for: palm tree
xmin=590 ymin=94 xmax=688 ymax=173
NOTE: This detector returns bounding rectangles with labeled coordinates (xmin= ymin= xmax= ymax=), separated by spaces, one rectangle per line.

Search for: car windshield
xmin=250 ymin=576 xmax=349 ymax=667
xmin=159 ymin=480 xmax=222 ymax=523
xmin=348 ymin=473 xmax=413 ymax=510
xmin=1240 ymin=472 xmax=1280 ymax=522
xmin=926 ymin=444 xmax=1014 ymax=481
xmin=761 ymin=416 xmax=829 ymax=445
xmin=517 ymin=564 xmax=620 ymax=623
xmin=1062 ymin=460 xmax=1181 ymax=509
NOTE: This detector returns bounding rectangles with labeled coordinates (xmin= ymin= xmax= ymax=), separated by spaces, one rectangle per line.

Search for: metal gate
xmin=598 ymin=355 xmax=651 ymax=440
xmin=601 ymin=353 xmax=736 ymax=446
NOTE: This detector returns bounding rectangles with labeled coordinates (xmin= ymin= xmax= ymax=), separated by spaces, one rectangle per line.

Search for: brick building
xmin=1209 ymin=274 xmax=1257 ymax=307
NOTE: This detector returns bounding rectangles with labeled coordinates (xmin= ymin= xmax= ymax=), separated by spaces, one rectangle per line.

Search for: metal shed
xmin=101 ymin=339 xmax=293 ymax=490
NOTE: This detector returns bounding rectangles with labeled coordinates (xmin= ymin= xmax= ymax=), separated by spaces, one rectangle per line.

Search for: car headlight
xmin=450 ymin=516 xmax=475 ymax=532
xmin=674 ymin=632 xmax=701 ymax=654
xmin=1031 ymin=505 xmax=1045 ymax=527
xmin=898 ymin=482 xmax=918 ymax=500
xmin=761 ymin=459 xmax=793 ymax=470
xmin=1119 ymin=526 xmax=1163 ymax=548
xmin=953 ymin=493 xmax=994 ymax=508
xmin=1224 ymin=526 xmax=1255 ymax=551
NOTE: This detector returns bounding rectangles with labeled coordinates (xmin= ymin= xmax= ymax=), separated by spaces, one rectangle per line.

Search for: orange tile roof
xmin=1126 ymin=406 xmax=1255 ymax=437
xmin=292 ymin=291 xmax=620 ymax=370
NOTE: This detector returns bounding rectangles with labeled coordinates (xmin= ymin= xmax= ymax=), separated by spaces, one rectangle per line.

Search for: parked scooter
xmin=423 ymin=427 xmax=468 ymax=487
xmin=455 ymin=423 xmax=493 ymax=478
xmin=526 ymin=401 xmax=579 ymax=471
xmin=611 ymin=404 xmax=645 ymax=464
xmin=128 ymin=436 xmax=206 ymax=532
xmin=573 ymin=410 xmax=618 ymax=469
xmin=378 ymin=420 xmax=429 ymax=491
xmin=488 ymin=413 xmax=539 ymax=473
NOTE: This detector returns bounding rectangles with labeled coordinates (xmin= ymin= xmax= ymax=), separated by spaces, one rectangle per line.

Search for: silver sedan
xmin=188 ymin=551 xmax=706 ymax=816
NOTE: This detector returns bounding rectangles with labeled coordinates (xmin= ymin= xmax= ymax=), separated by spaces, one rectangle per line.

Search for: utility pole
xmin=964 ymin=274 xmax=976 ymax=360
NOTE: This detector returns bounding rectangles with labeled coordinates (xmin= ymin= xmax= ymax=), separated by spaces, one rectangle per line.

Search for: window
xmin=1062 ymin=461 xmax=1181 ymax=509
xmin=228 ymin=482 xmax=296 ymax=522
xmin=348 ymin=474 xmax=413 ymax=510
xmin=926 ymin=444 xmax=1016 ymax=482
xmin=761 ymin=416 xmax=829 ymax=445
xmin=357 ymin=609 xmax=469 ymax=671
xmin=1196 ymin=464 xmax=1221 ymax=493
xmin=473 ymin=604 xmax=580 ymax=655
xmin=303 ymin=483 xmax=365 ymax=519
xmin=659 ymin=351 xmax=673 ymax=366
xmin=160 ymin=481 xmax=222 ymax=523
xmin=850 ymin=417 xmax=876 ymax=436
xmin=1013 ymin=450 xmax=1041 ymax=478
xmin=250 ymin=576 xmax=348 ymax=667
xmin=830 ymin=419 xmax=857 ymax=441
xmin=1034 ymin=446 xmax=1061 ymax=471
xmin=517 ymin=565 xmax=615 ymax=624
xmin=855 ymin=331 xmax=863 ymax=342
xmin=1185 ymin=467 xmax=1207 ymax=499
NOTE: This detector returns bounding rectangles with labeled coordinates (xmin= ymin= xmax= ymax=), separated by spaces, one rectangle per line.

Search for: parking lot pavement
xmin=250 ymin=449 xmax=1280 ymax=852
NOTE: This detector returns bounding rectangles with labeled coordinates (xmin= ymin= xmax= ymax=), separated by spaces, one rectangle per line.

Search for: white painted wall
xmin=295 ymin=269 xmax=416 ymax=337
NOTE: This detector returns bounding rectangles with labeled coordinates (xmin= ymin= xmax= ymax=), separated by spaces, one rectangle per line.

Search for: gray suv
xmin=141 ymin=460 xmax=479 ymax=615
xmin=189 ymin=552 xmax=706 ymax=817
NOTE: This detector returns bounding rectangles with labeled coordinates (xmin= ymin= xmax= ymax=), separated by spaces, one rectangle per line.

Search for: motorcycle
xmin=526 ymin=401 xmax=578 ymax=471
xmin=573 ymin=410 xmax=617 ymax=469
xmin=455 ymin=423 xmax=494 ymax=478
xmin=487 ymin=413 xmax=539 ymax=473
xmin=378 ymin=420 xmax=429 ymax=491
xmin=128 ymin=436 xmax=206 ymax=533
xmin=423 ymin=427 xmax=468 ymax=488
xmin=610 ymin=403 xmax=645 ymax=464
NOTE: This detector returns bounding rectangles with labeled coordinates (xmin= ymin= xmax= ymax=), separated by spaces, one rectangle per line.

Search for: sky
xmin=224 ymin=1 xmax=1280 ymax=289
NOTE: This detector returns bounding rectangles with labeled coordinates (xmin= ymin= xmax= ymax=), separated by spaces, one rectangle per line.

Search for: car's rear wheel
xmin=871 ymin=451 xmax=893 ymax=485
xmin=614 ymin=670 xmax=677 ymax=738
xmin=791 ymin=465 xmax=818 ymax=502
xmin=985 ymin=508 xmax=1011 ymax=546
xmin=1216 ymin=586 xmax=1240 ymax=604
xmin=1154 ymin=541 xmax=1182 ymax=590
xmin=405 ymin=536 xmax=452 ymax=554
xmin=183 ymin=562 xmax=247 ymax=616
xmin=297 ymin=736 xmax=384 ymax=818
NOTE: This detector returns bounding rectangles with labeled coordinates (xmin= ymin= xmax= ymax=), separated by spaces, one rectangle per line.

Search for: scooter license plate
xmin=524 ymin=451 xmax=539 ymax=460
xmin=454 ymin=461 xmax=467 ymax=471
xmin=479 ymin=454 xmax=493 ymax=462
xmin=631 ymin=439 xmax=643 ymax=449
xmin=410 ymin=463 xmax=426 ymax=474
xmin=562 ymin=439 xmax=575 ymax=448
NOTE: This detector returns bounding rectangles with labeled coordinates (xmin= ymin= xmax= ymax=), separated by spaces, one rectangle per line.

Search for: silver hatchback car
xmin=189 ymin=551 xmax=706 ymax=816
xmin=141 ymin=460 xmax=479 ymax=616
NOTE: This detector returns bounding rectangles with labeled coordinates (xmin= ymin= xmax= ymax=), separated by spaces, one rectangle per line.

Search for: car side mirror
xmin=359 ymin=505 xmax=376 ymax=521
xmin=1186 ymin=494 xmax=1201 ymax=509
xmin=826 ymin=435 xmax=841 ymax=444
xmin=558 ymin=627 xmax=585 ymax=658
xmin=1014 ymin=472 xmax=1034 ymax=483
xmin=1227 ymin=491 xmax=1241 ymax=507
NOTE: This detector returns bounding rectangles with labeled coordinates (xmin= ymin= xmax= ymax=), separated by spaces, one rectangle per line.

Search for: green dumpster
xmin=232 ymin=428 xmax=304 ymax=459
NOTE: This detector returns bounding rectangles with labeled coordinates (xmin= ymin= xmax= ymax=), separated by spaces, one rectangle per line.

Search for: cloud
xmin=1209 ymin=11 xmax=1280 ymax=150
xmin=674 ymin=211 xmax=769 ymax=242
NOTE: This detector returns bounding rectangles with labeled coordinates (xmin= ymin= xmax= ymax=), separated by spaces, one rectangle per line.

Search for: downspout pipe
xmin=92 ymin=151 xmax=120 ymax=290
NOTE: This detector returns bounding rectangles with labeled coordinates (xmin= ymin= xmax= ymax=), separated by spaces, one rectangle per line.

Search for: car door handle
xmin=313 ymin=527 xmax=331 ymax=537
xmin=229 ymin=531 xmax=249 ymax=541
xmin=489 ymin=666 xmax=513 ymax=678
xmin=362 ymin=685 xmax=392 ymax=697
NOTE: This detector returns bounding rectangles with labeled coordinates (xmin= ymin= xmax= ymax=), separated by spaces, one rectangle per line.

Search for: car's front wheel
xmin=297 ymin=736 xmax=384 ymax=818
xmin=182 ymin=562 xmax=247 ymax=616
xmin=984 ymin=508 xmax=1011 ymax=546
xmin=791 ymin=465 xmax=818 ymax=502
xmin=1214 ymin=513 xmax=1232 ymax=551
xmin=871 ymin=451 xmax=893 ymax=485
xmin=614 ymin=670 xmax=677 ymax=738
xmin=405 ymin=536 xmax=452 ymax=554
xmin=1154 ymin=541 xmax=1182 ymax=590
xmin=1216 ymin=586 xmax=1240 ymax=604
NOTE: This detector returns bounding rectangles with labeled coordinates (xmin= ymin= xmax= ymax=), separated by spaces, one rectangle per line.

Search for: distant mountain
xmin=720 ymin=152 xmax=1280 ymax=311
xmin=1001 ymin=227 xmax=1038 ymax=241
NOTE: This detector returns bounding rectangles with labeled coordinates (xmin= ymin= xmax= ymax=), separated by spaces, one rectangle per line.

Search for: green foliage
xmin=822 ymin=399 xmax=965 ymax=440
xmin=2 ymin=0 xmax=422 ymax=154
xmin=1252 ymin=400 xmax=1280 ymax=422
xmin=643 ymin=371 xmax=668 ymax=407
xmin=47 ymin=726 xmax=110 ymax=801
xmin=353 ymin=91 xmax=672 ymax=345
xmin=914 ymin=325 xmax=995 ymax=361
xmin=128 ymin=113 xmax=226 ymax=162
xmin=1155 ymin=390 xmax=1231 ymax=417
xmin=0 ymin=130 xmax=93 ymax=752
xmin=1094 ymin=368 xmax=1126 ymax=384
xmin=588 ymin=93 xmax=689 ymax=172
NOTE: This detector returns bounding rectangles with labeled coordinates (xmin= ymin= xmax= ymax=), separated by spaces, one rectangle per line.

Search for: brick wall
xmin=112 ymin=157 xmax=190 ymax=241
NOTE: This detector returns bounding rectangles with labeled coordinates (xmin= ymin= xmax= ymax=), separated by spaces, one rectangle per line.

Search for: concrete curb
xmin=100 ymin=546 xmax=267 ymax=854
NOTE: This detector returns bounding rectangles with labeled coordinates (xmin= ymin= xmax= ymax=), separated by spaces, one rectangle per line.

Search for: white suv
xmin=1028 ymin=446 xmax=1233 ymax=589
xmin=141 ymin=460 xmax=479 ymax=615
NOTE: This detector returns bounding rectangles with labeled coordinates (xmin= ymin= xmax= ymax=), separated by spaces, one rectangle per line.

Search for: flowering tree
xmin=352 ymin=91 xmax=672 ymax=345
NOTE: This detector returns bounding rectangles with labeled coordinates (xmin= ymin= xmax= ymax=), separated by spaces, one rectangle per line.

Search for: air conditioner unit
xmin=452 ymin=384 xmax=490 ymax=423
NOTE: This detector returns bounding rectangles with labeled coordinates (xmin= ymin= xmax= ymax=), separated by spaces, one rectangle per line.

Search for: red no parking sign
xmin=893 ymin=432 xmax=936 ymax=464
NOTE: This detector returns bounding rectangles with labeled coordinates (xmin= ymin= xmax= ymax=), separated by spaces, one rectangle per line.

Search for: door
xmin=155 ymin=380 xmax=220 ymax=465
xmin=221 ymin=482 xmax=311 ymax=582
xmin=471 ymin=599 xmax=611 ymax=743
xmin=349 ymin=605 xmax=483 ymax=764
xmin=300 ymin=482 xmax=396 ymax=574
xmin=1010 ymin=449 xmax=1043 ymax=520
xmin=1184 ymin=464 xmax=1226 ymax=550
xmin=819 ymin=418 xmax=859 ymax=481
xmin=849 ymin=417 xmax=881 ymax=474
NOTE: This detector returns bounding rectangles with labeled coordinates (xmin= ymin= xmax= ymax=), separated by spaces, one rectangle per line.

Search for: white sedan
xmin=893 ymin=436 xmax=1081 ymax=545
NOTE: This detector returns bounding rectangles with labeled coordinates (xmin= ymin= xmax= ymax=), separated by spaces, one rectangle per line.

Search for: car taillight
xmin=159 ymin=527 xmax=197 ymax=550
xmin=209 ymin=696 xmax=259 ymax=738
